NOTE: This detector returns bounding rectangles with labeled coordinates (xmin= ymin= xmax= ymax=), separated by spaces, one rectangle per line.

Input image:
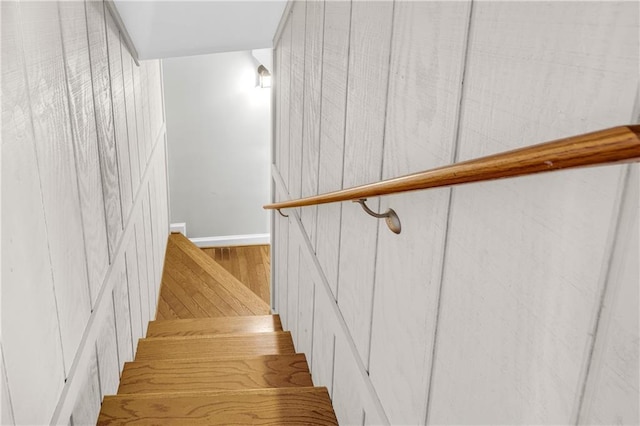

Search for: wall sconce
xmin=257 ymin=65 xmax=271 ymax=88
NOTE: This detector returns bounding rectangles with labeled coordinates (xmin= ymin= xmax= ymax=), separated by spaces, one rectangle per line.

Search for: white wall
xmin=272 ymin=1 xmax=639 ymax=425
xmin=164 ymin=50 xmax=271 ymax=239
xmin=1 ymin=1 xmax=169 ymax=424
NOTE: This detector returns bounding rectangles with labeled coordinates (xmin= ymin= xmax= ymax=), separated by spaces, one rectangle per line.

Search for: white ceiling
xmin=113 ymin=1 xmax=287 ymax=60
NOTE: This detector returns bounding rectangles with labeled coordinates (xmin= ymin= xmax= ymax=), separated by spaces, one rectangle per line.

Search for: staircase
xmin=97 ymin=233 xmax=338 ymax=425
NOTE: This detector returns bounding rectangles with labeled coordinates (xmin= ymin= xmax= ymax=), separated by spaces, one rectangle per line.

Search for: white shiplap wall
xmin=271 ymin=1 xmax=639 ymax=425
xmin=1 ymin=1 xmax=169 ymax=424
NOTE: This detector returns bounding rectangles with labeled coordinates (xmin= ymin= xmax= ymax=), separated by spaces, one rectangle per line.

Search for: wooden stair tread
xmin=146 ymin=315 xmax=282 ymax=338
xmin=135 ymin=331 xmax=295 ymax=361
xmin=164 ymin=233 xmax=270 ymax=316
xmin=118 ymin=353 xmax=312 ymax=394
xmin=98 ymin=387 xmax=337 ymax=425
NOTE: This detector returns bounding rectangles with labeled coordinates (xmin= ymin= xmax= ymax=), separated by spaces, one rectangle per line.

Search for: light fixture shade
xmin=257 ymin=65 xmax=271 ymax=88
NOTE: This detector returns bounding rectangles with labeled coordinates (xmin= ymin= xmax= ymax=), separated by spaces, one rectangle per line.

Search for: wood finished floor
xmin=156 ymin=234 xmax=270 ymax=320
xmin=99 ymin=234 xmax=337 ymax=425
xmin=201 ymin=245 xmax=270 ymax=304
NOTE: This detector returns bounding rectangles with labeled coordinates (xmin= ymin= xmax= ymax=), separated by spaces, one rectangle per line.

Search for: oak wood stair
xmin=97 ymin=233 xmax=337 ymax=425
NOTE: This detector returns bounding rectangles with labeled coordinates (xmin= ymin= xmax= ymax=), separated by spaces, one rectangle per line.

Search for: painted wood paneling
xmin=277 ymin=22 xmax=291 ymax=188
xmin=272 ymin=1 xmax=638 ymax=424
xmin=300 ymin=0 xmax=325 ymax=245
xmin=142 ymin=188 xmax=158 ymax=314
xmin=286 ymin=228 xmax=301 ymax=338
xmin=106 ymin=11 xmax=134 ymax=221
xmin=59 ymin=0 xmax=110 ymax=306
xmin=296 ymin=254 xmax=316 ymax=359
xmin=149 ymin=166 xmax=161 ymax=297
xmin=333 ymin=330 xmax=387 ymax=426
xmin=368 ymin=3 xmax=471 ymax=424
xmin=135 ymin=217 xmax=152 ymax=328
xmin=132 ymin=55 xmax=148 ymax=175
xmin=288 ymin=1 xmax=306 ymax=202
xmin=121 ymin=42 xmax=141 ymax=192
xmin=139 ymin=63 xmax=153 ymax=165
xmin=111 ymin=254 xmax=134 ymax=372
xmin=311 ymin=288 xmax=336 ymax=398
xmin=70 ymin=349 xmax=101 ymax=426
xmin=3 ymin=2 xmax=167 ymax=422
xmin=274 ymin=45 xmax=281 ymax=174
xmin=0 ymin=2 xmax=167 ymax=424
xmin=19 ymin=0 xmax=93 ymax=375
xmin=276 ymin=216 xmax=290 ymax=327
xmin=97 ymin=296 xmax=120 ymax=397
xmin=314 ymin=0 xmax=351 ymax=297
xmin=580 ymin=165 xmax=639 ymax=425
xmin=125 ymin=231 xmax=145 ymax=343
xmin=87 ymin=0 xmax=124 ymax=257
xmin=332 ymin=338 xmax=365 ymax=426
xmin=428 ymin=3 xmax=639 ymax=424
xmin=336 ymin=0 xmax=394 ymax=368
xmin=1 ymin=3 xmax=67 ymax=421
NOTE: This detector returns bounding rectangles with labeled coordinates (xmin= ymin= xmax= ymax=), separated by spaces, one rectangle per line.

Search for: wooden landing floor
xmin=202 ymin=245 xmax=270 ymax=304
xmin=156 ymin=234 xmax=271 ymax=320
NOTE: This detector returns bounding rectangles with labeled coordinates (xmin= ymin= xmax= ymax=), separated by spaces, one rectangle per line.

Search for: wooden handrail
xmin=265 ymin=125 xmax=640 ymax=210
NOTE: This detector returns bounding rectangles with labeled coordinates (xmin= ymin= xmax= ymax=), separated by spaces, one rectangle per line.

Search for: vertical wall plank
xmin=334 ymin=329 xmax=388 ymax=426
xmin=125 ymin=232 xmax=145 ymax=343
xmin=140 ymin=63 xmax=153 ymax=164
xmin=278 ymin=18 xmax=292 ymax=187
xmin=580 ymin=165 xmax=639 ymax=425
xmin=332 ymin=338 xmax=365 ymax=426
xmin=296 ymin=255 xmax=316 ymax=359
xmin=135 ymin=216 xmax=152 ymax=328
xmin=142 ymin=187 xmax=158 ymax=316
xmin=20 ymin=0 xmax=91 ymax=373
xmin=300 ymin=0 xmax=325 ymax=245
xmin=271 ymin=46 xmax=282 ymax=167
xmin=272 ymin=215 xmax=280 ymax=313
xmin=132 ymin=55 xmax=147 ymax=174
xmin=149 ymin=164 xmax=160 ymax=296
xmin=59 ymin=0 xmax=110 ymax=306
xmin=368 ymin=3 xmax=471 ymax=425
xmin=315 ymin=0 xmax=351 ymax=297
xmin=111 ymin=254 xmax=134 ymax=372
xmin=121 ymin=42 xmax=140 ymax=192
xmin=286 ymin=230 xmax=301 ymax=339
xmin=274 ymin=45 xmax=281 ymax=174
xmin=429 ymin=3 xmax=639 ymax=424
xmin=154 ymin=141 xmax=170 ymax=263
xmin=276 ymin=216 xmax=290 ymax=327
xmin=106 ymin=11 xmax=133 ymax=221
xmin=1 ymin=8 xmax=66 ymax=421
xmin=150 ymin=177 xmax=162 ymax=296
xmin=336 ymin=0 xmax=394 ymax=368
xmin=311 ymin=284 xmax=336 ymax=398
xmin=87 ymin=0 xmax=123 ymax=257
xmin=96 ymin=296 xmax=120 ymax=397
xmin=288 ymin=1 xmax=306 ymax=202
xmin=70 ymin=349 xmax=101 ymax=426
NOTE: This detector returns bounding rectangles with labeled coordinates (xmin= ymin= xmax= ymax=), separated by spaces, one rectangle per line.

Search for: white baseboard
xmin=170 ymin=222 xmax=186 ymax=235
xmin=189 ymin=233 xmax=270 ymax=248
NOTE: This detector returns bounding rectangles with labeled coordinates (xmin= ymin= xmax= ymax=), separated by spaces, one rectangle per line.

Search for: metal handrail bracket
xmin=354 ymin=199 xmax=401 ymax=234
